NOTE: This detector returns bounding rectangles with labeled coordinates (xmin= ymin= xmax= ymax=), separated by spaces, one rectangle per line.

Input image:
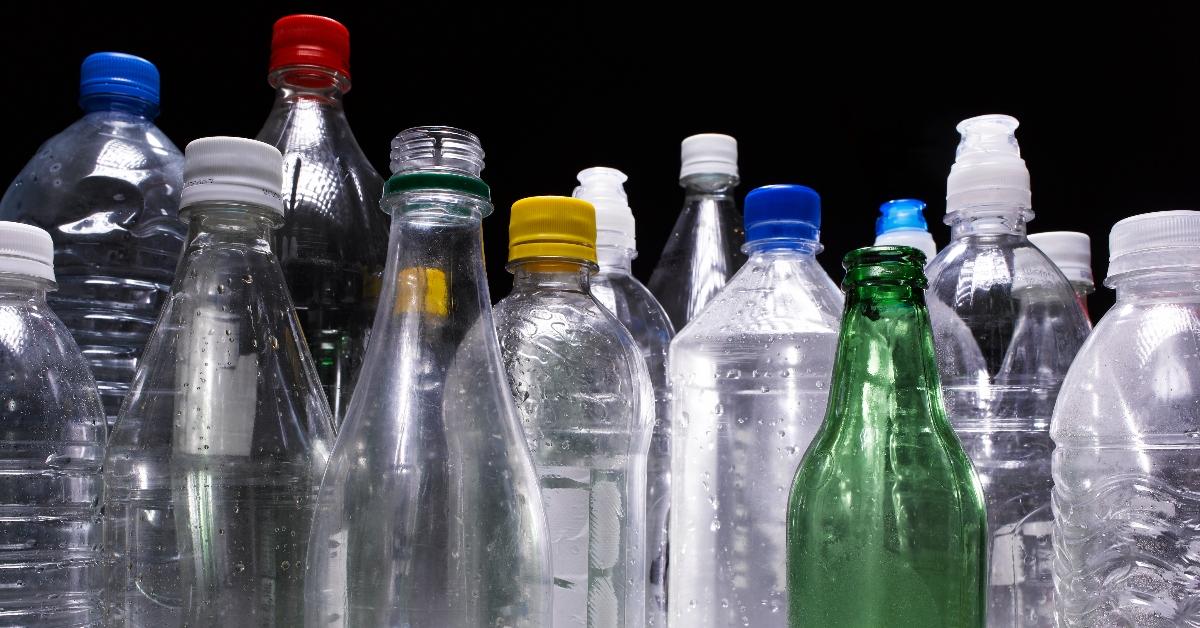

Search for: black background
xmin=5 ymin=4 xmax=1200 ymax=317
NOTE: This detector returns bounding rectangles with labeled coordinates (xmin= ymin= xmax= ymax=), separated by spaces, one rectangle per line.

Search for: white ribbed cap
xmin=0 ymin=222 xmax=54 ymax=282
xmin=1107 ymin=210 xmax=1200 ymax=282
xmin=181 ymin=137 xmax=285 ymax=214
xmin=680 ymin=133 xmax=738 ymax=180
xmin=573 ymin=167 xmax=636 ymax=253
xmin=946 ymin=114 xmax=1032 ymax=216
xmin=1029 ymin=231 xmax=1093 ymax=287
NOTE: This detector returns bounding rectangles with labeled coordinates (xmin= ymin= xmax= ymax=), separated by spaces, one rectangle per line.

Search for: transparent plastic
xmin=668 ymin=238 xmax=842 ymax=628
xmin=648 ymin=173 xmax=746 ymax=330
xmin=494 ymin=258 xmax=654 ymax=628
xmin=0 ymin=274 xmax=106 ymax=626
xmin=304 ymin=127 xmax=551 ymax=628
xmin=101 ymin=203 xmax=335 ymax=626
xmin=1052 ymin=262 xmax=1200 ymax=627
xmin=591 ymin=246 xmax=674 ymax=628
xmin=925 ymin=210 xmax=1090 ymax=627
xmin=255 ymin=66 xmax=388 ymax=424
xmin=0 ymin=104 xmax=184 ymax=428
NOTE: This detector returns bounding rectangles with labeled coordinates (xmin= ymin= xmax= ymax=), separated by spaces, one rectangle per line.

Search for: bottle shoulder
xmin=591 ymin=272 xmax=675 ymax=341
xmin=0 ymin=299 xmax=105 ymax=424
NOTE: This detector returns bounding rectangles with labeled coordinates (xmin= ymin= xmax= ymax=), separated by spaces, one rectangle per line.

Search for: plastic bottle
xmin=494 ymin=195 xmax=654 ymax=628
xmin=874 ymin=198 xmax=938 ymax=262
xmin=647 ymin=134 xmax=746 ymax=330
xmin=669 ymin=184 xmax=842 ymax=628
xmin=101 ymin=137 xmax=335 ymax=626
xmin=0 ymin=222 xmax=106 ymax=626
xmin=305 ymin=127 xmax=551 ymax=628
xmin=1028 ymin=231 xmax=1094 ymax=323
xmin=1051 ymin=210 xmax=1200 ymax=626
xmin=255 ymin=15 xmax=388 ymax=424
xmin=572 ymin=167 xmax=674 ymax=627
xmin=0 ymin=52 xmax=185 ymax=428
xmin=925 ymin=114 xmax=1090 ymax=627
xmin=787 ymin=245 xmax=986 ymax=627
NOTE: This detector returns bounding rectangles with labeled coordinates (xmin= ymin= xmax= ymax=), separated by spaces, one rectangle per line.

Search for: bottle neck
xmin=597 ymin=245 xmax=635 ymax=274
xmin=268 ymin=66 xmax=349 ymax=108
xmin=681 ymin=173 xmax=738 ymax=205
xmin=947 ymin=207 xmax=1029 ymax=239
xmin=744 ymin=239 xmax=822 ymax=256
xmin=0 ymin=276 xmax=52 ymax=303
xmin=509 ymin=260 xmax=593 ymax=293
xmin=80 ymin=94 xmax=157 ymax=118
xmin=1111 ymin=267 xmax=1200 ymax=302
xmin=182 ymin=204 xmax=281 ymax=254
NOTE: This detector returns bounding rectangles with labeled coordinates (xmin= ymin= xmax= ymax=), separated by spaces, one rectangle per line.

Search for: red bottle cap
xmin=269 ymin=14 xmax=350 ymax=79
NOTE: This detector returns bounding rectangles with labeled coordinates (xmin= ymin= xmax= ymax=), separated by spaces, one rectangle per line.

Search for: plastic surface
xmin=1028 ymin=231 xmax=1093 ymax=289
xmin=1106 ymin=210 xmax=1200 ymax=279
xmin=874 ymin=199 xmax=938 ymax=262
xmin=270 ymin=15 xmax=351 ymax=78
xmin=507 ymin=196 xmax=598 ymax=264
xmin=946 ymin=114 xmax=1032 ymax=215
xmin=743 ymin=184 xmax=821 ymax=244
xmin=79 ymin=52 xmax=160 ymax=114
xmin=0 ymin=221 xmax=55 ymax=282
xmin=680 ymin=133 xmax=738 ymax=179
xmin=573 ymin=166 xmax=636 ymax=252
xmin=181 ymin=137 xmax=284 ymax=215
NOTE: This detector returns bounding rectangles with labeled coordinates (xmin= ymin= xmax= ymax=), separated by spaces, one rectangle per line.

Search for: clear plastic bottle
xmin=0 ymin=221 xmax=106 ymax=626
xmin=0 ymin=52 xmax=185 ymax=428
xmin=102 ymin=137 xmax=335 ymax=626
xmin=494 ymin=195 xmax=654 ymax=628
xmin=925 ymin=115 xmax=1090 ymax=627
xmin=305 ymin=127 xmax=551 ymax=628
xmin=647 ymin=134 xmax=746 ymax=330
xmin=572 ymin=167 xmax=674 ymax=627
xmin=254 ymin=15 xmax=388 ymax=424
xmin=1028 ymin=231 xmax=1094 ymax=324
xmin=669 ymin=184 xmax=842 ymax=628
xmin=874 ymin=198 xmax=938 ymax=261
xmin=1052 ymin=210 xmax=1200 ymax=627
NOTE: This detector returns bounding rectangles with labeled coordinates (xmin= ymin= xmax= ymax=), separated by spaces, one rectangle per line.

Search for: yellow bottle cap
xmin=394 ymin=267 xmax=449 ymax=317
xmin=507 ymin=196 xmax=598 ymax=264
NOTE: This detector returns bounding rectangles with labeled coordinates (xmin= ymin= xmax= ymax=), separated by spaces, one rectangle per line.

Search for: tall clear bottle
xmin=494 ymin=195 xmax=654 ymax=628
xmin=255 ymin=15 xmax=388 ymax=424
xmin=0 ymin=52 xmax=185 ymax=428
xmin=0 ymin=222 xmax=107 ymax=626
xmin=1028 ymin=231 xmax=1094 ymax=324
xmin=925 ymin=114 xmax=1090 ymax=627
xmin=1052 ymin=211 xmax=1200 ymax=627
xmin=572 ymin=167 xmax=674 ymax=627
xmin=647 ymin=134 xmax=745 ymax=330
xmin=102 ymin=137 xmax=335 ymax=627
xmin=787 ymin=246 xmax=987 ymax=627
xmin=669 ymin=185 xmax=842 ymax=628
xmin=305 ymin=127 xmax=551 ymax=628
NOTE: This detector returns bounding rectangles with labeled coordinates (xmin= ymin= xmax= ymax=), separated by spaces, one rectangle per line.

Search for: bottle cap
xmin=680 ymin=133 xmax=738 ymax=180
xmin=874 ymin=199 xmax=937 ymax=262
xmin=269 ymin=15 xmax=351 ymax=78
xmin=573 ymin=167 xmax=636 ymax=253
xmin=79 ymin=52 xmax=160 ymax=113
xmin=507 ymin=196 xmax=597 ymax=264
xmin=946 ymin=114 xmax=1031 ymax=216
xmin=181 ymin=137 xmax=285 ymax=215
xmin=0 ymin=222 xmax=54 ymax=283
xmin=744 ymin=185 xmax=821 ymax=245
xmin=1028 ymin=231 xmax=1093 ymax=287
xmin=1107 ymin=210 xmax=1200 ymax=282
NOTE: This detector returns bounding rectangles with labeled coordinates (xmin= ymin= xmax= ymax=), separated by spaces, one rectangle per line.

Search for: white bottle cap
xmin=181 ymin=137 xmax=285 ymax=215
xmin=946 ymin=114 xmax=1031 ymax=216
xmin=0 ymin=221 xmax=54 ymax=283
xmin=680 ymin=133 xmax=738 ymax=180
xmin=874 ymin=230 xmax=938 ymax=263
xmin=1107 ymin=210 xmax=1200 ymax=282
xmin=573 ymin=167 xmax=636 ymax=253
xmin=1029 ymin=231 xmax=1093 ymax=288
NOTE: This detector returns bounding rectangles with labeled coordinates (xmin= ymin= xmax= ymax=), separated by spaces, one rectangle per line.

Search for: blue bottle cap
xmin=744 ymin=184 xmax=821 ymax=244
xmin=875 ymin=199 xmax=929 ymax=236
xmin=79 ymin=52 xmax=161 ymax=114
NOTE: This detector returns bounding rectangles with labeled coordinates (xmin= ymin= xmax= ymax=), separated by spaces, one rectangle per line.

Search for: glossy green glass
xmin=786 ymin=246 xmax=987 ymax=628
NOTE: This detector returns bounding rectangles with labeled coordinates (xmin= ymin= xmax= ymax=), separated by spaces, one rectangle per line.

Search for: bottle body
xmin=0 ymin=111 xmax=185 ymax=426
xmin=0 ymin=278 xmax=106 ymax=626
xmin=668 ymin=247 xmax=841 ymax=628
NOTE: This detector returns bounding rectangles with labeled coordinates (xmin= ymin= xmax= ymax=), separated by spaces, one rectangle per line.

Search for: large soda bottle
xmin=1052 ymin=211 xmax=1200 ymax=626
xmin=255 ymin=14 xmax=388 ymax=423
xmin=925 ymin=114 xmax=1090 ymax=627
xmin=0 ymin=52 xmax=185 ymax=427
xmin=572 ymin=167 xmax=674 ymax=627
xmin=304 ymin=127 xmax=552 ymax=628
xmin=102 ymin=137 xmax=335 ymax=626
xmin=669 ymin=185 xmax=842 ymax=628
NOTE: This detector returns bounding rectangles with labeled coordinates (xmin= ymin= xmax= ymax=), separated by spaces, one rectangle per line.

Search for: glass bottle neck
xmin=596 ymin=246 xmax=635 ymax=274
xmin=509 ymin=260 xmax=593 ymax=293
xmin=947 ymin=207 xmax=1030 ymax=239
xmin=268 ymin=66 xmax=349 ymax=107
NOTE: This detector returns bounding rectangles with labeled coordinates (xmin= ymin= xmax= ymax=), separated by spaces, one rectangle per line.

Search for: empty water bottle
xmin=1028 ymin=231 xmax=1094 ymax=324
xmin=1052 ymin=210 xmax=1200 ymax=627
xmin=0 ymin=52 xmax=185 ymax=428
xmin=0 ymin=221 xmax=106 ymax=626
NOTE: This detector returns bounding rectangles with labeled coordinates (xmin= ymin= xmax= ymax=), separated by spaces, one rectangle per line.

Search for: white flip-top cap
xmin=1029 ymin=231 xmax=1093 ymax=287
xmin=680 ymin=133 xmax=738 ymax=180
xmin=573 ymin=167 xmax=637 ymax=253
xmin=946 ymin=114 xmax=1031 ymax=216
xmin=181 ymin=137 xmax=285 ymax=215
xmin=0 ymin=222 xmax=54 ymax=283
xmin=1107 ymin=210 xmax=1200 ymax=283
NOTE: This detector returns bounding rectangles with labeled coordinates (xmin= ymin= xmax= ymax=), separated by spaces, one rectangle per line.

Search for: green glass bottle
xmin=786 ymin=246 xmax=987 ymax=628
